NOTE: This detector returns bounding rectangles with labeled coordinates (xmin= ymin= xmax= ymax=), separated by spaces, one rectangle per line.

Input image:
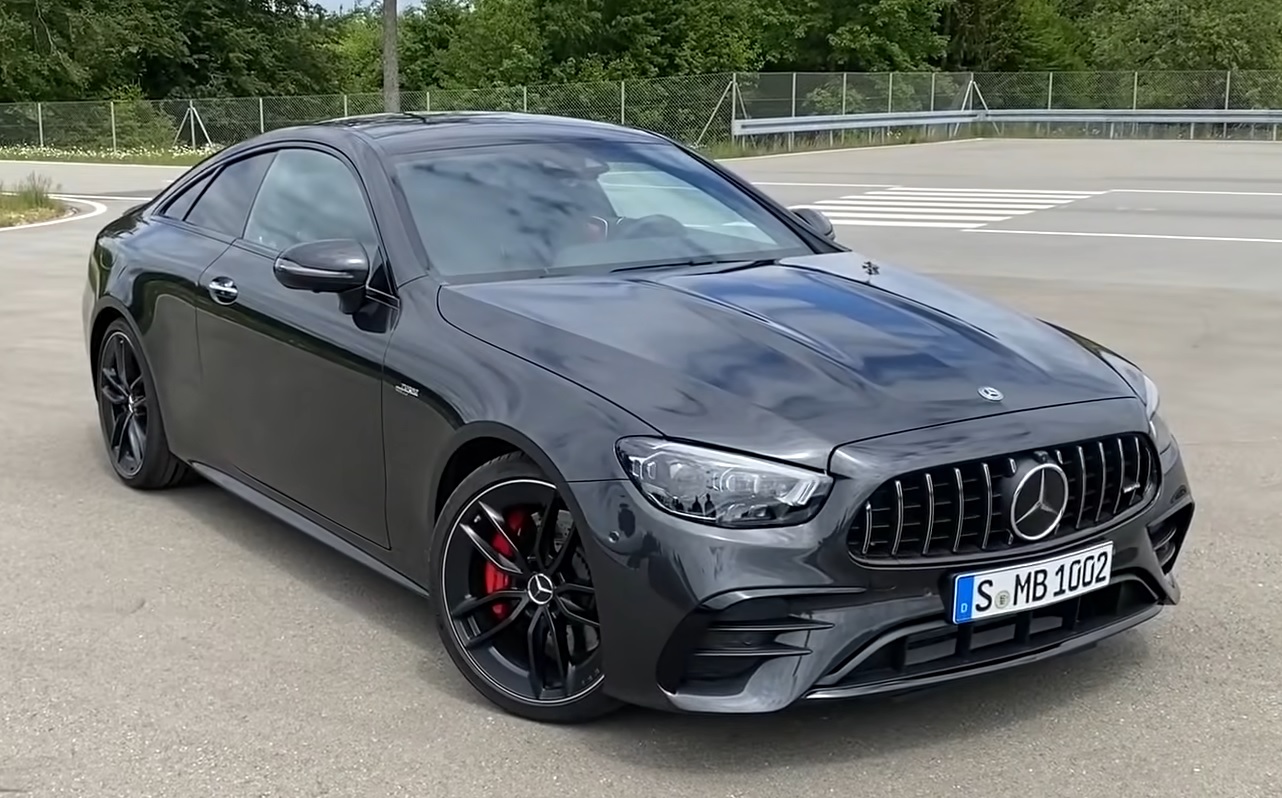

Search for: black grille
xmin=848 ymin=432 xmax=1159 ymax=561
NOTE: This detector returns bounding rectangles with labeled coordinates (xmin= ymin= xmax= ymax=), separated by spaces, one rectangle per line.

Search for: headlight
xmin=616 ymin=437 xmax=833 ymax=528
xmin=1141 ymin=373 xmax=1174 ymax=452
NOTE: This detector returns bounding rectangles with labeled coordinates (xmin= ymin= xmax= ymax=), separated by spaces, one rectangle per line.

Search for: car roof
xmin=244 ymin=111 xmax=669 ymax=156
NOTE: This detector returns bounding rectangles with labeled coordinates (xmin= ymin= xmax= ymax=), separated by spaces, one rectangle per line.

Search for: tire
xmin=94 ymin=319 xmax=192 ymax=490
xmin=429 ymin=452 xmax=622 ymax=724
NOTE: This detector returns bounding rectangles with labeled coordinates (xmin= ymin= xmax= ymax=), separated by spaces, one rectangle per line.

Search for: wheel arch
xmin=428 ymin=421 xmax=588 ymax=530
xmin=87 ymin=298 xmax=144 ymax=378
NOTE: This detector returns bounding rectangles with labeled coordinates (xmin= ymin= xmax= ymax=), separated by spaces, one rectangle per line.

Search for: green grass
xmin=0 ymin=172 xmax=64 ymax=227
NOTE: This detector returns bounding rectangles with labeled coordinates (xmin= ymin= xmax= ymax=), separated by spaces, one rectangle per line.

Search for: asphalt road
xmin=2 ymin=139 xmax=1280 ymax=797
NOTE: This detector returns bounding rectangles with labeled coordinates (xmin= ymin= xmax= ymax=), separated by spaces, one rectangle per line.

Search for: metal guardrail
xmin=731 ymin=107 xmax=1282 ymax=136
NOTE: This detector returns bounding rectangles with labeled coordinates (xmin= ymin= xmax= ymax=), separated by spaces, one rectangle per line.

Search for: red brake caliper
xmin=484 ymin=510 xmax=529 ymax=619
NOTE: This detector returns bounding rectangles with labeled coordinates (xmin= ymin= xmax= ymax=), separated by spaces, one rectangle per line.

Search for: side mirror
xmin=790 ymin=207 xmax=835 ymax=239
xmin=273 ymin=239 xmax=371 ymax=294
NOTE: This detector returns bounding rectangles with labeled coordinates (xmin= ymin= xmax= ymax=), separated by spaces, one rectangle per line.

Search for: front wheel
xmin=430 ymin=453 xmax=621 ymax=724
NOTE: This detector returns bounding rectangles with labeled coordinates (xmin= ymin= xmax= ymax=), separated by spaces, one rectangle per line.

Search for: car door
xmin=131 ymin=151 xmax=277 ymax=462
xmin=194 ymin=145 xmax=394 ymax=547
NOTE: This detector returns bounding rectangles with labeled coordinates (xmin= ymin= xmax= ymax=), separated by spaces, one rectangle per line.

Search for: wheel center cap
xmin=526 ymin=573 xmax=555 ymax=605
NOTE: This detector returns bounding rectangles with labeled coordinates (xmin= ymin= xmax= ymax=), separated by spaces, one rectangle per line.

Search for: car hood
xmin=437 ymin=252 xmax=1137 ymax=471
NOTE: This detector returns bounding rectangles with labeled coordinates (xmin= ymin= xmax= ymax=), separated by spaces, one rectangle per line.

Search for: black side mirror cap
xmin=790 ymin=207 xmax=836 ymax=239
xmin=273 ymin=239 xmax=371 ymax=294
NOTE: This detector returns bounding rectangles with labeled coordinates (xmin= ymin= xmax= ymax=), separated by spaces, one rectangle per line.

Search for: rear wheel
xmin=94 ymin=319 xmax=191 ymax=489
xmin=430 ymin=453 xmax=621 ymax=723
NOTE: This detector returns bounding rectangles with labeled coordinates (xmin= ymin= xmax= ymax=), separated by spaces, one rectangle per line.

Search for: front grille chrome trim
xmin=847 ymin=432 xmax=1161 ymax=564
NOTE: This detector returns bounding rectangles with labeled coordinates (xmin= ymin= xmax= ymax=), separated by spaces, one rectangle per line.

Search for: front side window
xmin=391 ymin=139 xmax=815 ymax=280
xmin=184 ymin=153 xmax=276 ymax=237
xmin=244 ymin=148 xmax=379 ymax=254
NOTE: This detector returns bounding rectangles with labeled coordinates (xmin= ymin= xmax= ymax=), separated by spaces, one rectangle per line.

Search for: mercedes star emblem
xmin=977 ymin=386 xmax=1004 ymax=402
xmin=1008 ymin=461 xmax=1071 ymax=541
xmin=526 ymin=572 xmax=555 ymax=606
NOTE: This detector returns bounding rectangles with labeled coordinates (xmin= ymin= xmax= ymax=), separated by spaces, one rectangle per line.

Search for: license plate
xmin=951 ymin=541 xmax=1113 ymax=624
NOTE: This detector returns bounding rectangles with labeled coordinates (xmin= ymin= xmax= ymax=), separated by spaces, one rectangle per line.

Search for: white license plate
xmin=951 ymin=541 xmax=1113 ymax=624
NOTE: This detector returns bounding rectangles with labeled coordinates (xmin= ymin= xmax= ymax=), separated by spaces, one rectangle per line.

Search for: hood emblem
xmin=977 ymin=386 xmax=1004 ymax=402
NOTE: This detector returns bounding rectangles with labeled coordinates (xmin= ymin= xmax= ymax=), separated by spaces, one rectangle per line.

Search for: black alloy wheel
xmin=432 ymin=453 xmax=621 ymax=723
xmin=94 ymin=319 xmax=190 ymax=489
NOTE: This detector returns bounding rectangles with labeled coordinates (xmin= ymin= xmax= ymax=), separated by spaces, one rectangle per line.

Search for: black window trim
xmin=233 ymin=141 xmax=400 ymax=300
xmin=154 ymin=149 xmax=277 ymax=243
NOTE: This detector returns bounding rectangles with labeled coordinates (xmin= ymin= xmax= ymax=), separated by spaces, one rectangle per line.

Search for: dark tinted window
xmin=391 ymin=139 xmax=813 ymax=279
xmin=244 ymin=148 xmax=378 ymax=253
xmin=185 ymin=153 xmax=275 ymax=237
xmin=161 ymin=172 xmax=212 ymax=220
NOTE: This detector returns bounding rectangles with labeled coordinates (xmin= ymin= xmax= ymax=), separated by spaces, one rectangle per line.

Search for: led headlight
xmin=616 ymin=437 xmax=833 ymax=528
xmin=1141 ymin=373 xmax=1174 ymax=453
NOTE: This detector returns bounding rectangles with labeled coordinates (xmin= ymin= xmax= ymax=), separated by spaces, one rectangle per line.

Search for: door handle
xmin=207 ymin=275 xmax=239 ymax=305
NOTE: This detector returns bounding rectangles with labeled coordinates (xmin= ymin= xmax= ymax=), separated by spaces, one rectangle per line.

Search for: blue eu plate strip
xmin=953 ymin=575 xmax=976 ymax=623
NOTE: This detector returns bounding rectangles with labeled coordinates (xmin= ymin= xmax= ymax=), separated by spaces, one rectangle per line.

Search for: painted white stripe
xmin=882 ymin=186 xmax=1105 ymax=196
xmin=866 ymin=192 xmax=1087 ymax=203
xmin=0 ymin=197 xmax=108 ymax=232
xmin=815 ymin=199 xmax=1059 ymax=211
xmin=831 ymin=219 xmax=984 ymax=229
xmin=812 ymin=210 xmax=1013 ymax=222
xmin=864 ymin=191 xmax=1079 ymax=202
xmin=753 ymin=182 xmax=898 ymax=188
xmin=55 ymin=193 xmax=152 ymax=202
xmin=1111 ymin=188 xmax=1282 ymax=197
xmin=965 ymin=228 xmax=1282 ymax=244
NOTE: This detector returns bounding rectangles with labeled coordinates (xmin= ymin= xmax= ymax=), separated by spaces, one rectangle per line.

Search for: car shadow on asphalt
xmin=115 ymin=439 xmax=1157 ymax=767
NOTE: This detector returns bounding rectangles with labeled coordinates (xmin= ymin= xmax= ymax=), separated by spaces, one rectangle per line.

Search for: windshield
xmin=390 ymin=138 xmax=816 ymax=279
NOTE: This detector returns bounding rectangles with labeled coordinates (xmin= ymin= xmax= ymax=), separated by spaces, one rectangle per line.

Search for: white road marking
xmin=55 ymin=193 xmax=153 ymax=202
xmin=882 ymin=186 xmax=1107 ymax=196
xmin=803 ymin=186 xmax=1100 ymax=229
xmin=964 ymin=228 xmax=1282 ymax=244
xmin=818 ymin=209 xmax=1014 ymax=222
xmin=1111 ymin=188 xmax=1282 ymax=197
xmin=752 ymin=182 xmax=898 ymax=188
xmin=810 ymin=199 xmax=1066 ymax=210
xmin=0 ymin=197 xmax=108 ymax=232
xmin=831 ymin=219 xmax=985 ymax=229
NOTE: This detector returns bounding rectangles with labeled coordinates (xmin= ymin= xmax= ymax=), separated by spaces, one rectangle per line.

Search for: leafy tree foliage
xmin=2 ymin=0 xmax=1280 ymax=103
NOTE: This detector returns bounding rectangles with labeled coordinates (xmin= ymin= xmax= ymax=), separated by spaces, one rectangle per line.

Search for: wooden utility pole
xmin=382 ymin=0 xmax=400 ymax=112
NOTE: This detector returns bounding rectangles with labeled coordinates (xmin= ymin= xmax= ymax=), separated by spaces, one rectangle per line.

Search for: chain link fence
xmin=2 ymin=70 xmax=1280 ymax=152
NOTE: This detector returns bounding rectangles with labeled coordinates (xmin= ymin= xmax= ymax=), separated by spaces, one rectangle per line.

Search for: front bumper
xmin=568 ymin=398 xmax=1194 ymax=714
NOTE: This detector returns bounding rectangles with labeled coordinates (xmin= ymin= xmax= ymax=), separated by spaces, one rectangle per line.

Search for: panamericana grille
xmin=848 ymin=432 xmax=1159 ymax=561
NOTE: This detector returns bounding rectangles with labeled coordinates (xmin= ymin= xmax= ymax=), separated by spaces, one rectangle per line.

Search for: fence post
xmin=341 ymin=95 xmax=348 ymax=119
xmin=1224 ymin=70 xmax=1232 ymax=138
xmin=523 ymin=85 xmax=528 ymax=113
xmin=887 ymin=72 xmax=894 ymax=112
xmin=1047 ymin=72 xmax=1054 ymax=109
xmin=425 ymin=91 xmax=431 ymax=113
xmin=1132 ymin=72 xmax=1139 ymax=109
xmin=789 ymin=72 xmax=797 ymax=150
xmin=620 ymin=81 xmax=626 ymax=125
xmin=110 ymin=101 xmax=117 ymax=151
xmin=930 ymin=72 xmax=936 ymax=112
xmin=36 ymin=102 xmax=44 ymax=148
xmin=260 ymin=97 xmax=267 ymax=132
xmin=189 ymin=100 xmax=196 ymax=149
